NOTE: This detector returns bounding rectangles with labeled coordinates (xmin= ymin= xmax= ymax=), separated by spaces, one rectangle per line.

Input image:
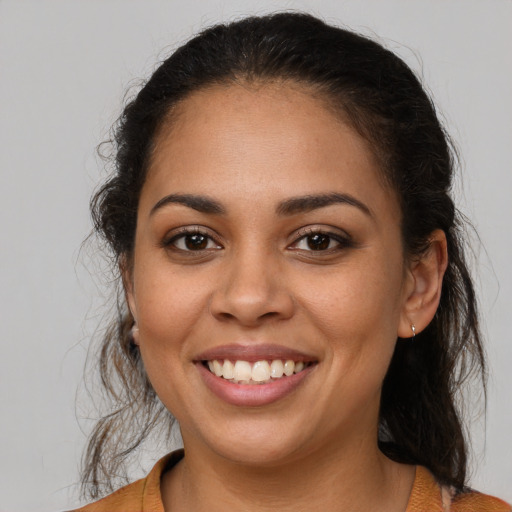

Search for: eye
xmin=290 ymin=229 xmax=352 ymax=252
xmin=165 ymin=229 xmax=222 ymax=252
xmin=296 ymin=233 xmax=335 ymax=251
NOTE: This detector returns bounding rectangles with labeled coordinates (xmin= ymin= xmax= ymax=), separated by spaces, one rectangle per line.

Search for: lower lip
xmin=196 ymin=362 xmax=315 ymax=407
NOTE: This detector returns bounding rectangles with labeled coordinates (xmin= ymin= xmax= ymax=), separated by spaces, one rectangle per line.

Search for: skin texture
xmin=125 ymin=83 xmax=448 ymax=511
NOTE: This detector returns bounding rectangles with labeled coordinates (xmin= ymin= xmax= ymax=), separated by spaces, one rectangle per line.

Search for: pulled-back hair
xmin=83 ymin=12 xmax=485 ymax=499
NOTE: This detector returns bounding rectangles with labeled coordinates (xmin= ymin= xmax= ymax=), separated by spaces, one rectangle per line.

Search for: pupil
xmin=307 ymin=234 xmax=330 ymax=250
xmin=185 ymin=234 xmax=208 ymax=250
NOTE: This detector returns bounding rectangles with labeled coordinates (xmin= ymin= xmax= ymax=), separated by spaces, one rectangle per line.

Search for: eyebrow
xmin=150 ymin=192 xmax=372 ymax=218
xmin=276 ymin=193 xmax=372 ymax=217
xmin=150 ymin=194 xmax=226 ymax=216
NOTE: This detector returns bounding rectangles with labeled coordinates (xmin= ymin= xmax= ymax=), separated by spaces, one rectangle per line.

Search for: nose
xmin=209 ymin=248 xmax=295 ymax=327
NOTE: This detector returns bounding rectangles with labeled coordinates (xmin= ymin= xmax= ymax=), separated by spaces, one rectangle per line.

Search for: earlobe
xmin=398 ymin=230 xmax=448 ymax=338
xmin=130 ymin=322 xmax=140 ymax=346
xmin=121 ymin=258 xmax=140 ymax=346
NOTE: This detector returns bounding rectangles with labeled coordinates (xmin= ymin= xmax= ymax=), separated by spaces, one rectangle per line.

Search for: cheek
xmin=300 ymin=261 xmax=405 ymax=339
xmin=299 ymin=265 xmax=404 ymax=411
xmin=134 ymin=272 xmax=210 ymax=417
xmin=133 ymin=263 xmax=213 ymax=364
xmin=295 ymin=257 xmax=406 ymax=401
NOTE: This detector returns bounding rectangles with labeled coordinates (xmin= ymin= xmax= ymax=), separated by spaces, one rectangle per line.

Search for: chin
xmin=183 ymin=415 xmax=314 ymax=468
xmin=214 ymin=439 xmax=306 ymax=468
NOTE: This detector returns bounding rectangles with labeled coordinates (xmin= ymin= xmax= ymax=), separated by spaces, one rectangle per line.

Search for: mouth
xmin=194 ymin=344 xmax=318 ymax=406
xmin=204 ymin=359 xmax=313 ymax=385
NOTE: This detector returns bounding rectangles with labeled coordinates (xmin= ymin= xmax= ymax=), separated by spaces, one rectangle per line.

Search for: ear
xmin=398 ymin=229 xmax=448 ymax=338
xmin=121 ymin=255 xmax=140 ymax=345
xmin=120 ymin=254 xmax=137 ymax=323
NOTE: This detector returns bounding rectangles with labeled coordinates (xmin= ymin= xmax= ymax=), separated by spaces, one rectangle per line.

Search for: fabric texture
xmin=71 ymin=451 xmax=511 ymax=512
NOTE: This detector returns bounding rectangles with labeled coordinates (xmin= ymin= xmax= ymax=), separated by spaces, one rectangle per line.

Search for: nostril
xmin=213 ymin=309 xmax=283 ymax=325
xmin=216 ymin=311 xmax=236 ymax=321
xmin=260 ymin=311 xmax=280 ymax=319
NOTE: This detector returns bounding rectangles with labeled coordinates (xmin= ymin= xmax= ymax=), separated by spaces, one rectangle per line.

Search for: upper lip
xmin=195 ymin=343 xmax=317 ymax=363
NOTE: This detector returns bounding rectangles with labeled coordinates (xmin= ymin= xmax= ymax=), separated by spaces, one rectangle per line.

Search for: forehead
xmin=143 ymin=82 xmax=399 ymax=219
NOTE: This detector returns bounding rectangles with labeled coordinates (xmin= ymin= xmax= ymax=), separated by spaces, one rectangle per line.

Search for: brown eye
xmin=168 ymin=231 xmax=221 ymax=252
xmin=306 ymin=233 xmax=331 ymax=251
xmin=291 ymin=229 xmax=352 ymax=253
xmin=184 ymin=233 xmax=208 ymax=250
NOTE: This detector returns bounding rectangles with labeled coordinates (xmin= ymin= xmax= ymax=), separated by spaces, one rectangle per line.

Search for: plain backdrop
xmin=1 ymin=0 xmax=511 ymax=510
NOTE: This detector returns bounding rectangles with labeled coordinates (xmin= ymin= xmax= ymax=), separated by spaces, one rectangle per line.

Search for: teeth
xmin=212 ymin=360 xmax=223 ymax=377
xmin=283 ymin=360 xmax=295 ymax=376
xmin=233 ymin=360 xmax=252 ymax=381
xmin=206 ymin=358 xmax=310 ymax=384
xmin=270 ymin=360 xmax=284 ymax=378
xmin=222 ymin=360 xmax=235 ymax=379
xmin=252 ymin=361 xmax=271 ymax=382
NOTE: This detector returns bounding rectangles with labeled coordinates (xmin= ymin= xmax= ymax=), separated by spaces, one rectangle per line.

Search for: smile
xmin=195 ymin=344 xmax=317 ymax=406
xmin=205 ymin=359 xmax=311 ymax=385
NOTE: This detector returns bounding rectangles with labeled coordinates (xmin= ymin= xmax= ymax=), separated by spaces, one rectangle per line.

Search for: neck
xmin=162 ymin=432 xmax=415 ymax=512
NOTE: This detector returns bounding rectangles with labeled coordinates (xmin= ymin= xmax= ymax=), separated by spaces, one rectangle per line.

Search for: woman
xmin=74 ymin=12 xmax=510 ymax=512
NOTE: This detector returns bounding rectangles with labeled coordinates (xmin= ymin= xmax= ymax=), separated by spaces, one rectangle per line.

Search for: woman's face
xmin=126 ymin=83 xmax=415 ymax=465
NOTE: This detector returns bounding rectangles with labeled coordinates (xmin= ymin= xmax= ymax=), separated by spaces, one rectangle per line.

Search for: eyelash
xmin=162 ymin=227 xmax=221 ymax=253
xmin=162 ymin=226 xmax=353 ymax=255
xmin=291 ymin=228 xmax=353 ymax=253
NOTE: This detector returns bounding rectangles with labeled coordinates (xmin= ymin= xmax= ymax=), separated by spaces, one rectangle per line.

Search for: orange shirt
xmin=71 ymin=451 xmax=510 ymax=512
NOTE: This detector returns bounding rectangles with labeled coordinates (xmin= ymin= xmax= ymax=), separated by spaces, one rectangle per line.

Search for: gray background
xmin=1 ymin=0 xmax=510 ymax=510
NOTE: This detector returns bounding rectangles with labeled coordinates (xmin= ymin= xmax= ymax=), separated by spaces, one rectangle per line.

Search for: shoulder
xmin=451 ymin=489 xmax=511 ymax=512
xmin=407 ymin=466 xmax=511 ymax=512
xmin=68 ymin=451 xmax=184 ymax=512
xmin=69 ymin=477 xmax=147 ymax=512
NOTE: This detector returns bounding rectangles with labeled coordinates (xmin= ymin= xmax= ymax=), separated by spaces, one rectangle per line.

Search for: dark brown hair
xmin=82 ymin=12 xmax=485 ymax=499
